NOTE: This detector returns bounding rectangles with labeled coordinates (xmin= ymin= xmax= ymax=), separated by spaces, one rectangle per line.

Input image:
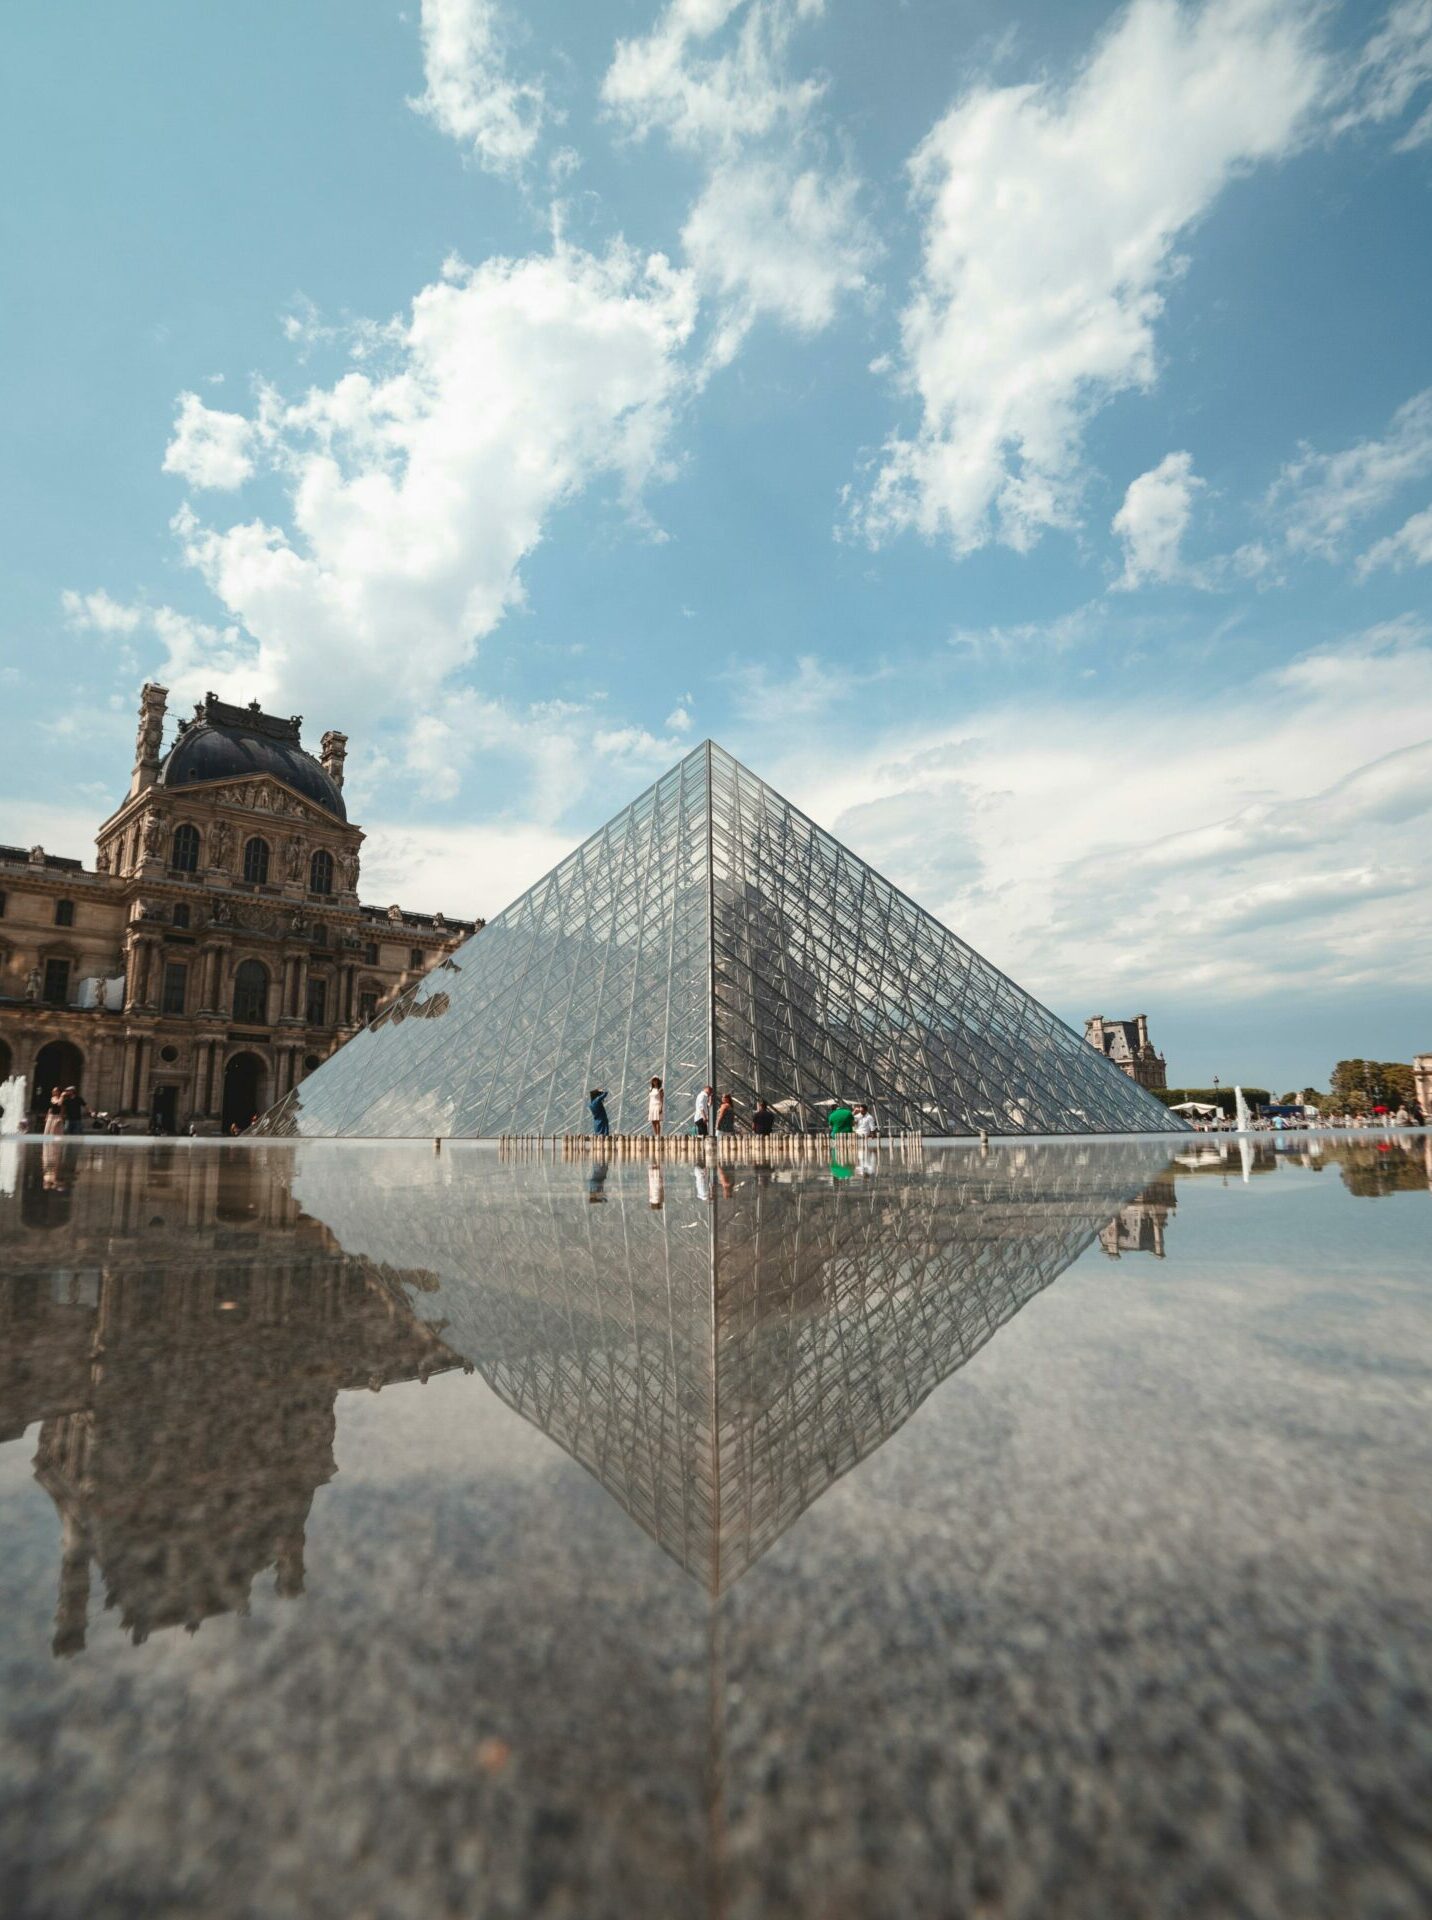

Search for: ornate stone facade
xmin=0 ymin=685 xmax=480 ymax=1132
xmin=1083 ymin=1013 xmax=1168 ymax=1092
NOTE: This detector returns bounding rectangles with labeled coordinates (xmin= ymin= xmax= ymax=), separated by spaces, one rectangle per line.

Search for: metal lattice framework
xmin=257 ymin=742 xmax=1181 ymax=1138
xmin=294 ymin=1142 xmax=1174 ymax=1589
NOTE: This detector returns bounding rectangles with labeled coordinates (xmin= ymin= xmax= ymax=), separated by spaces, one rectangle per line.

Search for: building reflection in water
xmin=1099 ymin=1175 xmax=1177 ymax=1258
xmin=0 ymin=1145 xmax=468 ymax=1657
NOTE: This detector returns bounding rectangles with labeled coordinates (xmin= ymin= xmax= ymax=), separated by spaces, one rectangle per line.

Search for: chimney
xmin=1135 ymin=1014 xmax=1150 ymax=1052
xmin=320 ymin=729 xmax=348 ymax=791
xmin=1084 ymin=1015 xmax=1105 ymax=1052
xmin=128 ymin=683 xmax=168 ymax=798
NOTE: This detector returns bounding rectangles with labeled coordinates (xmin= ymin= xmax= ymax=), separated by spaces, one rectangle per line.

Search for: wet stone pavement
xmin=0 ymin=1132 xmax=1429 ymax=1918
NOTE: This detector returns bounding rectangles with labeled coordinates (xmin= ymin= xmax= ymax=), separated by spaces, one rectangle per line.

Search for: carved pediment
xmin=199 ymin=780 xmax=337 ymax=830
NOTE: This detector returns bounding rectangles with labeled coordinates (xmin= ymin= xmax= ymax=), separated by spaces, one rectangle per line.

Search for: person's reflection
xmin=647 ymin=1163 xmax=664 ymax=1211
xmin=693 ymin=1162 xmax=711 ymax=1203
xmin=586 ymin=1160 xmax=609 ymax=1204
xmin=830 ymin=1152 xmax=854 ymax=1182
xmin=21 ymin=1138 xmax=80 ymax=1228
xmin=42 ymin=1135 xmax=79 ymax=1194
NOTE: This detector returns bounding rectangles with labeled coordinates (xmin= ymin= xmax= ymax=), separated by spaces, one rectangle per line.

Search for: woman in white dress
xmin=648 ymin=1076 xmax=665 ymax=1137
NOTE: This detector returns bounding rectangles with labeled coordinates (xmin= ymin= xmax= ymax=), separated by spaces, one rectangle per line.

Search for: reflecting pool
xmin=1 ymin=1134 xmax=1430 ymax=1918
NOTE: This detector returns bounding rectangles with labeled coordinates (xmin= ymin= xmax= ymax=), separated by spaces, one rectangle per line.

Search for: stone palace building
xmin=1083 ymin=1013 xmax=1168 ymax=1092
xmin=0 ymin=685 xmax=478 ymax=1133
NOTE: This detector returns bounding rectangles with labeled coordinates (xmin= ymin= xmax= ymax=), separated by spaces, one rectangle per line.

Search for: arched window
xmin=233 ymin=959 xmax=269 ymax=1025
xmin=172 ymin=823 xmax=201 ymax=873
xmin=242 ymin=837 xmax=270 ymax=885
xmin=309 ymin=848 xmax=334 ymax=895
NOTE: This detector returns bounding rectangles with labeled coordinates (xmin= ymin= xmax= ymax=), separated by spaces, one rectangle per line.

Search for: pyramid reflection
xmin=297 ymin=1140 xmax=1174 ymax=1590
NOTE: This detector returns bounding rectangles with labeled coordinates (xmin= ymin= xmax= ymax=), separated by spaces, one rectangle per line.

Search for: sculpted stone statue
xmin=387 ymin=903 xmax=403 ymax=922
xmin=136 ymin=697 xmax=163 ymax=767
xmin=339 ymin=848 xmax=359 ymax=893
xmin=142 ymin=812 xmax=162 ymax=856
xmin=25 ymin=966 xmax=41 ymax=1002
xmin=209 ymin=819 xmax=232 ymax=866
xmin=284 ymin=834 xmax=305 ymax=882
xmin=95 ymin=845 xmax=110 ymax=874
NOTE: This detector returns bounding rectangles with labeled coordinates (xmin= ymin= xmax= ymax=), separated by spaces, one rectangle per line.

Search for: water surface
xmin=1 ymin=1134 xmax=1429 ymax=1918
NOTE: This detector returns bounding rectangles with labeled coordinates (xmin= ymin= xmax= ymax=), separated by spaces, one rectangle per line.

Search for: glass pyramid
xmin=255 ymin=742 xmax=1182 ymax=1138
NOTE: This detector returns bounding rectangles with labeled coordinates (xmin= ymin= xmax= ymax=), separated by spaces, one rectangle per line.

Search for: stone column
xmin=196 ymin=944 xmax=221 ymax=1014
xmin=129 ymin=1037 xmax=147 ymax=1113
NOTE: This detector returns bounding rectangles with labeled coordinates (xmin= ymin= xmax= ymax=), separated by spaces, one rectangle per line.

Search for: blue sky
xmin=3 ymin=0 xmax=1432 ymax=1094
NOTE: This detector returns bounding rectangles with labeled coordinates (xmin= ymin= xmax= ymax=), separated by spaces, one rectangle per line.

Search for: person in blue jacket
xmin=588 ymin=1088 xmax=611 ymax=1136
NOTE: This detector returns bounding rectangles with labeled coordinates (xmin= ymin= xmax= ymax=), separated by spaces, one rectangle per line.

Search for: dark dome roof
xmin=160 ymin=695 xmax=347 ymax=820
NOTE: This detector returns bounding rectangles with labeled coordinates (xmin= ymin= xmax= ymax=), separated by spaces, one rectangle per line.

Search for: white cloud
xmin=161 ymin=391 xmax=257 ymax=490
xmin=1270 ymin=387 xmax=1432 ymax=559
xmin=603 ymin=0 xmax=826 ymax=154
xmin=62 ymin=592 xmax=258 ymax=700
xmin=162 ymin=242 xmax=697 ymax=738
xmin=1112 ymin=451 xmax=1206 ymax=588
xmin=60 ymin=588 xmax=143 ymax=635
xmin=409 ymin=0 xmax=546 ymax=175
xmin=725 ymin=651 xmax=872 ymax=721
xmin=682 ymin=157 xmax=872 ymax=361
xmin=603 ymin=0 xmax=874 ymax=357
xmin=1361 ymin=503 xmax=1432 ymax=572
xmin=358 ymin=816 xmax=571 ymax=921
xmin=1331 ymin=0 xmax=1432 ymax=150
xmin=856 ymin=0 xmax=1327 ymax=555
xmin=760 ymin=619 xmax=1432 ymax=1009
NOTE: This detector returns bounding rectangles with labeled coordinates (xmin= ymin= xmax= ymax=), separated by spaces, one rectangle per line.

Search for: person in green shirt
xmin=828 ymin=1100 xmax=855 ymax=1135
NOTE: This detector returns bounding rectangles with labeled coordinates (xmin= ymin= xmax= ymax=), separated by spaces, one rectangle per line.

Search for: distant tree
xmin=1330 ymin=1059 xmax=1420 ymax=1113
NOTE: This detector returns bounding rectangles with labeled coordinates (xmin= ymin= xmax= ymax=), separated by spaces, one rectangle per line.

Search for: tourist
xmin=61 ymin=1085 xmax=83 ymax=1134
xmin=693 ymin=1084 xmax=714 ymax=1136
xmin=43 ymin=1093 xmax=66 ymax=1137
xmin=588 ymin=1087 xmax=611 ymax=1137
xmin=828 ymin=1099 xmax=855 ymax=1136
xmin=715 ymin=1092 xmax=737 ymax=1134
xmin=648 ymin=1076 xmax=665 ymax=1137
xmin=751 ymin=1099 xmax=776 ymax=1137
xmin=853 ymin=1104 xmax=877 ymax=1139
